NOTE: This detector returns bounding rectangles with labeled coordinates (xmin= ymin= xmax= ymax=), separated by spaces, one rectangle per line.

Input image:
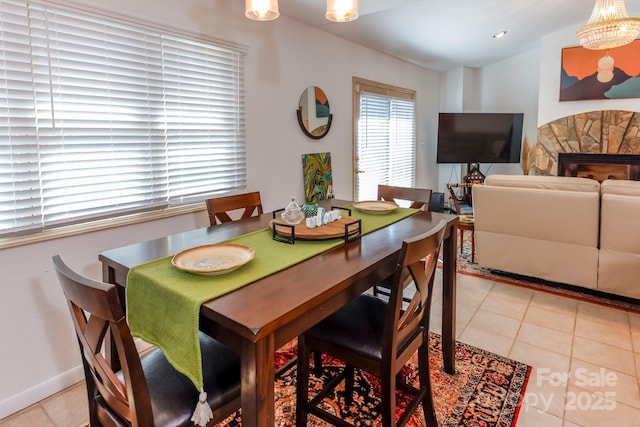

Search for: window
xmin=353 ymin=77 xmax=416 ymax=201
xmin=0 ymin=0 xmax=246 ymax=238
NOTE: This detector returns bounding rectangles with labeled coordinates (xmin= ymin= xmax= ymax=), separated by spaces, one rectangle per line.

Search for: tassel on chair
xmin=190 ymin=388 xmax=213 ymax=426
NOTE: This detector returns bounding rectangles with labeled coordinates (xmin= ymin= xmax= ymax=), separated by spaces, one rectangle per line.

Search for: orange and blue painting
xmin=560 ymin=40 xmax=640 ymax=101
xmin=302 ymin=152 xmax=332 ymax=203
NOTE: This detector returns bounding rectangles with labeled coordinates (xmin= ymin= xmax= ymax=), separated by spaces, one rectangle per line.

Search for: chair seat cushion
xmin=306 ymin=294 xmax=387 ymax=360
xmin=135 ymin=332 xmax=240 ymax=426
xmin=451 ymin=204 xmax=473 ymax=215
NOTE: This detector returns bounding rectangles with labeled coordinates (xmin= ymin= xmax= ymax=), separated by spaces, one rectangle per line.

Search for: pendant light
xmin=577 ymin=0 xmax=640 ymax=50
xmin=326 ymin=0 xmax=359 ymax=23
xmin=245 ymin=0 xmax=358 ymax=23
xmin=245 ymin=0 xmax=279 ymax=21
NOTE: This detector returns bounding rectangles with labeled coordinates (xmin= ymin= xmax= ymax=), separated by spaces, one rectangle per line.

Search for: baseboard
xmin=0 ymin=365 xmax=84 ymax=420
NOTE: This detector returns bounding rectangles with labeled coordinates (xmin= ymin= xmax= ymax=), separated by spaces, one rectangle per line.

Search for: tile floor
xmin=2 ymin=271 xmax=639 ymax=427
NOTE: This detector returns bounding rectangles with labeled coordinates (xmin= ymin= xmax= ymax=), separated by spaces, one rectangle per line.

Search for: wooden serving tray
xmin=269 ymin=216 xmax=360 ymax=241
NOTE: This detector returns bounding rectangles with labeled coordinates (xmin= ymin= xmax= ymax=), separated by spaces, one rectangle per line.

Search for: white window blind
xmin=0 ymin=0 xmax=246 ymax=237
xmin=354 ymin=79 xmax=416 ymax=201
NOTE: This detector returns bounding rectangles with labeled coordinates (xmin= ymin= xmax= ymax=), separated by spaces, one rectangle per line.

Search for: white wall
xmin=0 ymin=0 xmax=441 ymax=418
xmin=477 ymin=48 xmax=541 ymax=177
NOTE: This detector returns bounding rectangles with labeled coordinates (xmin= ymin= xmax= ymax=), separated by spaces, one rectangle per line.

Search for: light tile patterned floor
xmin=2 ymin=271 xmax=639 ymax=427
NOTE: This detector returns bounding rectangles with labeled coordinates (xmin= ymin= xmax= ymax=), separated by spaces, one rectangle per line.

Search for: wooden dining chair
xmin=205 ymin=191 xmax=263 ymax=226
xmin=296 ymin=220 xmax=446 ymax=427
xmin=377 ymin=184 xmax=432 ymax=210
xmin=447 ymin=185 xmax=475 ymax=262
xmin=51 ymin=255 xmax=241 ymax=427
xmin=447 ymin=185 xmax=473 ymax=215
xmin=373 ymin=184 xmax=434 ymax=301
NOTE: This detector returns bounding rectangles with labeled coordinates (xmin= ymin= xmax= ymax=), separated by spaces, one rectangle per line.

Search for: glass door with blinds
xmin=352 ymin=77 xmax=416 ymax=201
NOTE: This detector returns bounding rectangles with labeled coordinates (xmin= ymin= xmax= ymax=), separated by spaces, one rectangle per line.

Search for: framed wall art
xmin=560 ymin=39 xmax=640 ymax=101
xmin=301 ymin=152 xmax=333 ymax=202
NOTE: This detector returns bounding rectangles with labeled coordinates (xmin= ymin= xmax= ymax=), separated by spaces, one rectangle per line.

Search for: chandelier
xmin=577 ymin=0 xmax=640 ymax=50
xmin=245 ymin=0 xmax=359 ymax=23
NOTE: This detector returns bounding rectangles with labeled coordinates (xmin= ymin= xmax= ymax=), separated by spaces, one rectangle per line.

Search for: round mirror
xmin=297 ymin=86 xmax=332 ymax=139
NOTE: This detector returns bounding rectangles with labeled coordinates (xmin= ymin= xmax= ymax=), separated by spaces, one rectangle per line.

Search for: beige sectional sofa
xmin=598 ymin=179 xmax=640 ymax=298
xmin=472 ymin=174 xmax=640 ymax=299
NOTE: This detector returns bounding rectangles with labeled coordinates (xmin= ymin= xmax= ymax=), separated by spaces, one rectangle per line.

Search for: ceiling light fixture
xmin=577 ymin=0 xmax=640 ymax=50
xmin=326 ymin=0 xmax=359 ymax=23
xmin=245 ymin=0 xmax=358 ymax=23
xmin=493 ymin=30 xmax=508 ymax=39
xmin=245 ymin=0 xmax=279 ymax=21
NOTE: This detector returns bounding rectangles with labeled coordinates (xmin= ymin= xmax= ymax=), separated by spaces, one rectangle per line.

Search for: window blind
xmin=354 ymin=79 xmax=416 ymax=201
xmin=0 ymin=0 xmax=246 ymax=237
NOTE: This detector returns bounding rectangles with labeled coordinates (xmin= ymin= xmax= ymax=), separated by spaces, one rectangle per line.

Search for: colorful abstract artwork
xmin=560 ymin=40 xmax=640 ymax=101
xmin=302 ymin=152 xmax=333 ymax=202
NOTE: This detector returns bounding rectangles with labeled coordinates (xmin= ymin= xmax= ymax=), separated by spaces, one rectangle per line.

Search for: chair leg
xmin=79 ymin=351 xmax=101 ymax=427
xmin=296 ymin=336 xmax=311 ymax=427
xmin=313 ymin=351 xmax=323 ymax=377
xmin=418 ymin=338 xmax=438 ymax=426
xmin=344 ymin=365 xmax=355 ymax=405
xmin=381 ymin=368 xmax=397 ymax=427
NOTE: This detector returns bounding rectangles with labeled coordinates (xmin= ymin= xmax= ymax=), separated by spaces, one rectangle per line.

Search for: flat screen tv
xmin=436 ymin=112 xmax=524 ymax=164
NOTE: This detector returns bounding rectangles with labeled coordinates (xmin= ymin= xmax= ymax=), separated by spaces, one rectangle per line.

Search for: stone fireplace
xmin=533 ymin=110 xmax=640 ymax=175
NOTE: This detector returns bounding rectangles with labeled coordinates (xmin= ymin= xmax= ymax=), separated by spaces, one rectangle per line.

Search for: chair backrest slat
xmin=383 ymin=220 xmax=446 ymax=359
xmin=377 ymin=184 xmax=432 ymax=210
xmin=447 ymin=184 xmax=474 ymax=215
xmin=206 ymin=191 xmax=263 ymax=226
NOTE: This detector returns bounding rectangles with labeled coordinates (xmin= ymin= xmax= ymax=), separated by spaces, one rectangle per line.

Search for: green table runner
xmin=126 ymin=206 xmax=419 ymax=393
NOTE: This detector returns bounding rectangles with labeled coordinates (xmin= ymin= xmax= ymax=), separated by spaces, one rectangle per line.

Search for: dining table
xmin=99 ymin=199 xmax=459 ymax=427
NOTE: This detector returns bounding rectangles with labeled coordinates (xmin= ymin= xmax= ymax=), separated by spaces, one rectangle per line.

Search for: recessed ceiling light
xmin=493 ymin=31 xmax=508 ymax=39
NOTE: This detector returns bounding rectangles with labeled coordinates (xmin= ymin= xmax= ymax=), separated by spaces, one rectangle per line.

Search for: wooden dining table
xmin=99 ymin=199 xmax=459 ymax=427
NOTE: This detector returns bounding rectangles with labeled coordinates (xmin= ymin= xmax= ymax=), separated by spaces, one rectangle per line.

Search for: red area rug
xmin=219 ymin=332 xmax=531 ymax=426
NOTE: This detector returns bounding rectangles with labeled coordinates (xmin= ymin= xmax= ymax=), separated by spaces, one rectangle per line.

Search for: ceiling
xmin=280 ymin=0 xmax=640 ymax=71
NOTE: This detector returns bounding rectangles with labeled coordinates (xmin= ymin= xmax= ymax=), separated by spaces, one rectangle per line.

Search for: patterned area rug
xmin=219 ymin=332 xmax=531 ymax=426
xmin=456 ymin=234 xmax=640 ymax=314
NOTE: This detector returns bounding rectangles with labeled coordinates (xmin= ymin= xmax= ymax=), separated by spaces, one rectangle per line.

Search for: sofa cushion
xmin=599 ymin=179 xmax=640 ymax=297
xmin=484 ymin=174 xmax=600 ymax=193
xmin=475 ymin=230 xmax=599 ymax=289
xmin=473 ymin=174 xmax=600 ymax=289
xmin=473 ymin=183 xmax=600 ymax=247
xmin=601 ymin=179 xmax=640 ymax=197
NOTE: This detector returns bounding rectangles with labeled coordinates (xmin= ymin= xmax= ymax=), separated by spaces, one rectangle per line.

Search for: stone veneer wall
xmin=534 ymin=110 xmax=640 ymax=175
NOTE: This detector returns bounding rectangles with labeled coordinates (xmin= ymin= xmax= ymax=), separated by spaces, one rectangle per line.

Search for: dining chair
xmin=51 ymin=255 xmax=241 ymax=427
xmin=205 ymin=191 xmax=263 ymax=226
xmin=296 ymin=219 xmax=446 ymax=427
xmin=377 ymin=184 xmax=432 ymax=210
xmin=447 ymin=184 xmax=473 ymax=215
xmin=373 ymin=184 xmax=434 ymax=301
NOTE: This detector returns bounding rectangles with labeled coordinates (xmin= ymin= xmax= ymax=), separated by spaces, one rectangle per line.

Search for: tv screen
xmin=436 ymin=112 xmax=524 ymax=164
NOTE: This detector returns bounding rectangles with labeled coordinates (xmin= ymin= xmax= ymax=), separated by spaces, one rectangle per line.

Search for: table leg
xmin=471 ymin=231 xmax=475 ymax=263
xmin=241 ymin=335 xmax=275 ymax=427
xmin=441 ymin=223 xmax=457 ymax=375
